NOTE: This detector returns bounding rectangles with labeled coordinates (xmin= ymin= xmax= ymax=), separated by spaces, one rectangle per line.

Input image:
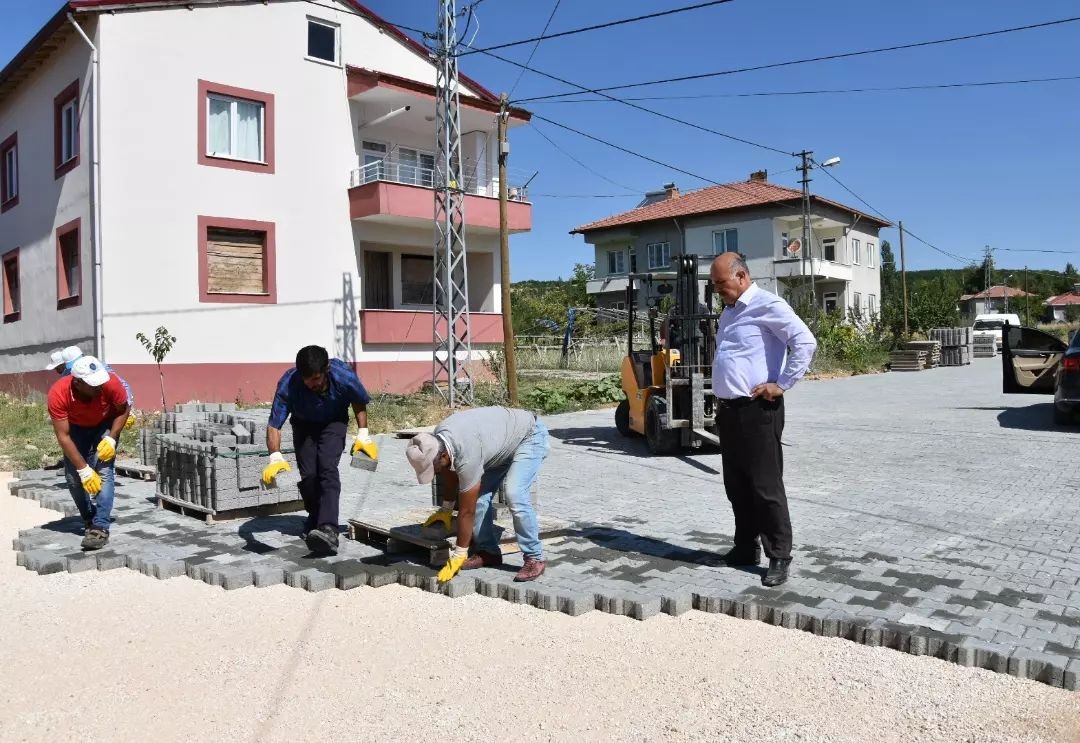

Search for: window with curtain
xmin=712 ymin=229 xmax=738 ymax=255
xmin=647 ymin=242 xmax=671 ymax=269
xmin=207 ymin=94 xmax=264 ymax=162
xmin=867 ymin=242 xmax=876 ymax=268
xmin=3 ymin=251 xmax=19 ymax=321
xmin=822 ymin=238 xmax=836 ymax=262
xmin=853 ymin=292 xmax=862 ymax=317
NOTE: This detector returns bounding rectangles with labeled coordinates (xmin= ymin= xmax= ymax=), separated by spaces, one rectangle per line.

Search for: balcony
xmin=773 ymin=257 xmax=852 ymax=282
xmin=586 ymin=276 xmax=632 ymax=295
xmin=360 ymin=309 xmax=505 ymax=345
xmin=348 ymin=153 xmax=531 ymax=233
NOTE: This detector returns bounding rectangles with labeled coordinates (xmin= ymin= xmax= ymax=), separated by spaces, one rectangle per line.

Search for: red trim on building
xmin=346 ymin=67 xmax=530 ymax=121
xmin=55 ymin=218 xmax=82 ymax=310
xmin=0 ymin=131 xmax=18 ymax=212
xmin=197 ymin=79 xmax=276 ymax=174
xmin=348 ymin=180 xmax=531 ymax=231
xmin=2 ymin=248 xmax=20 ymax=323
xmin=360 ymin=309 xmax=505 ymax=344
xmin=53 ymin=79 xmax=80 ymax=178
xmin=197 ymin=215 xmax=278 ymax=304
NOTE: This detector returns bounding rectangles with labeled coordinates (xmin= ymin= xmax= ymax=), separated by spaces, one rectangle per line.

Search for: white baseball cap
xmin=69 ymin=355 xmax=110 ymax=387
xmin=44 ymin=350 xmax=65 ymax=371
xmin=61 ymin=345 xmax=84 ymax=369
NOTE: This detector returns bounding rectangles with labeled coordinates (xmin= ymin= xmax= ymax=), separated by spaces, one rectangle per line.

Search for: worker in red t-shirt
xmin=47 ymin=355 xmax=131 ymax=551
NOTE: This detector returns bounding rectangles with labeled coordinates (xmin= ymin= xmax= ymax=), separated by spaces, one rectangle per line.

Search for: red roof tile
xmin=570 ymin=179 xmax=891 ymax=234
xmin=963 ymin=286 xmax=1033 ymax=300
xmin=1045 ymin=293 xmax=1080 ymax=306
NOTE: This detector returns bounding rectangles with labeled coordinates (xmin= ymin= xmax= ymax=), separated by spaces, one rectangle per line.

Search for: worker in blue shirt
xmin=262 ymin=345 xmax=377 ymax=556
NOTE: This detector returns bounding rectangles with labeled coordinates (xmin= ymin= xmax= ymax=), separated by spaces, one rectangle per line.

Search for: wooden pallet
xmin=116 ymin=459 xmax=157 ymax=481
xmin=156 ymin=493 xmax=304 ymax=525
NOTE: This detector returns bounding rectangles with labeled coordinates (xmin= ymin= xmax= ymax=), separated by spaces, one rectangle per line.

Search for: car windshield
xmin=973 ymin=320 xmax=1005 ymax=330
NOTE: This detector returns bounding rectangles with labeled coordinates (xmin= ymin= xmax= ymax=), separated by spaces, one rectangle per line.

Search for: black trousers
xmin=292 ymin=419 xmax=347 ymax=529
xmin=717 ymin=396 xmax=793 ymax=560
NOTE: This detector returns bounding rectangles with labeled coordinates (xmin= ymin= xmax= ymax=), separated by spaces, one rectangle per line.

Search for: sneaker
xmin=462 ymin=550 xmax=503 ymax=570
xmin=305 ymin=525 xmax=339 ymax=556
xmin=514 ymin=556 xmax=546 ymax=582
xmin=81 ymin=528 xmax=109 ymax=551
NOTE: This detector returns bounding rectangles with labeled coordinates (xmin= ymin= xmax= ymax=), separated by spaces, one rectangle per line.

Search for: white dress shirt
xmin=712 ymin=283 xmax=818 ymax=399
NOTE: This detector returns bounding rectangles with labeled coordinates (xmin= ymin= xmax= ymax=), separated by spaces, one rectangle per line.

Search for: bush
xmin=521 ymin=375 xmax=622 ymax=414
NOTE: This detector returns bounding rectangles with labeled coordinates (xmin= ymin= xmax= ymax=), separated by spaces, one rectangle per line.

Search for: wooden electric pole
xmin=899 ymin=221 xmax=909 ymax=336
xmin=497 ymin=96 xmax=519 ymax=405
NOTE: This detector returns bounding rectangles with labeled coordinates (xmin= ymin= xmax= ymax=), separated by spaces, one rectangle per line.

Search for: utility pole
xmin=1024 ymin=265 xmax=1029 ymax=325
xmin=796 ymin=150 xmax=815 ymax=312
xmin=983 ymin=244 xmax=993 ymax=292
xmin=432 ymin=0 xmax=474 ymax=406
xmin=899 ymin=221 xmax=909 ymax=336
xmin=497 ymin=95 xmax=519 ymax=405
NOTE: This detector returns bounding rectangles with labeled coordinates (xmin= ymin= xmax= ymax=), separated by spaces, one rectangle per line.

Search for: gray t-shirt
xmin=435 ymin=406 xmax=537 ymax=493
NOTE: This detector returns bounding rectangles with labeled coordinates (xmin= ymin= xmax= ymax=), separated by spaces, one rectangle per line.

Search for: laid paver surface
xmin=9 ymin=357 xmax=1080 ymax=688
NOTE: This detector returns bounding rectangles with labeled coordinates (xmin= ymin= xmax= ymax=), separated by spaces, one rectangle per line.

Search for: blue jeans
xmin=63 ymin=421 xmax=116 ymax=531
xmin=472 ymin=420 xmax=549 ymax=560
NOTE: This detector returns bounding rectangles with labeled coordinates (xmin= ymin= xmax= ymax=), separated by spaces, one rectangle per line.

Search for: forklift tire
xmin=645 ymin=396 xmax=681 ymax=456
xmin=615 ymin=398 xmax=633 ymax=437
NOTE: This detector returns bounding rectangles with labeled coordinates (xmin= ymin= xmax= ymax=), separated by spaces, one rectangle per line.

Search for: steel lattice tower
xmin=431 ymin=0 xmax=473 ymax=405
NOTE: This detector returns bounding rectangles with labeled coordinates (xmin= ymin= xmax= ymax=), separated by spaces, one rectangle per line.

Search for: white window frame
xmin=206 ymin=94 xmax=266 ymax=164
xmin=851 ymin=237 xmax=861 ymax=266
xmin=607 ymin=250 xmax=626 ymax=275
xmin=306 ymin=17 xmax=341 ymax=66
xmin=647 ymin=241 xmax=671 ymax=270
xmin=822 ymin=238 xmax=837 ymax=262
xmin=853 ymin=292 xmax=862 ymax=314
xmin=2 ymin=145 xmax=15 ymax=202
xmin=60 ymin=99 xmax=78 ymax=165
xmin=868 ymin=294 xmax=877 ymax=316
xmin=867 ymin=241 xmax=876 ymax=268
xmin=712 ymin=228 xmax=738 ymax=256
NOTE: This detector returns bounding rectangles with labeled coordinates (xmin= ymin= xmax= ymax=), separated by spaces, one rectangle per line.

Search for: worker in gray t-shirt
xmin=406 ymin=406 xmax=550 ymax=584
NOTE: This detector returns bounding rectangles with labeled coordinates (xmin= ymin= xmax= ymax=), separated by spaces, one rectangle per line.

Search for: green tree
xmin=136 ymin=326 xmax=177 ymax=412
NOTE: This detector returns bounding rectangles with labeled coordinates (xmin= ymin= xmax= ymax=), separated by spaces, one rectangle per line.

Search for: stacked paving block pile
xmin=929 ymin=327 xmax=973 ymax=366
xmin=153 ymin=403 xmax=300 ymax=516
xmin=900 ymin=340 xmax=942 ymax=369
xmin=973 ymin=334 xmax=998 ymax=358
xmin=888 ymin=349 xmax=928 ymax=372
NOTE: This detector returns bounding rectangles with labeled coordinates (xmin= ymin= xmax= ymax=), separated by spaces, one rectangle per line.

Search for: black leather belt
xmin=716 ymin=396 xmax=754 ymax=409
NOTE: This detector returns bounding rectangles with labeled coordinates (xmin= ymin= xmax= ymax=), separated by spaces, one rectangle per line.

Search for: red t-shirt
xmin=47 ymin=374 xmax=128 ymax=427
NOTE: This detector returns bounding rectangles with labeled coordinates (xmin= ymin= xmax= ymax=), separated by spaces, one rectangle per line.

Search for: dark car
xmin=1001 ymin=324 xmax=1080 ymax=424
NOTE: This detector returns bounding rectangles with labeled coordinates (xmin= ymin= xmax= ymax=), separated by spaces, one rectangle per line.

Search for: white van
xmin=973 ymin=313 xmax=1022 ymax=350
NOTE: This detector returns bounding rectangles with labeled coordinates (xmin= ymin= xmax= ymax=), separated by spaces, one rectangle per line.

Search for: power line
xmin=514 ymin=15 xmax=1080 ymax=103
xmin=996 ymin=247 xmax=1080 ymax=255
xmin=529 ymin=123 xmax=644 ymax=193
xmin=531 ymin=73 xmax=1080 ymax=103
xmin=507 ymin=0 xmax=561 ymax=102
xmin=813 ymin=165 xmax=972 ymax=265
xmin=457 ymin=0 xmax=735 ymax=56
xmin=465 ymin=44 xmax=793 ymax=156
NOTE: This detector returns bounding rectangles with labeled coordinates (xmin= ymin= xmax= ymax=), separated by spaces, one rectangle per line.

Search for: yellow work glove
xmin=261 ymin=452 xmax=291 ymax=485
xmin=437 ymin=546 xmax=469 ymax=583
xmin=351 ymin=428 xmax=378 ymax=460
xmin=422 ymin=500 xmax=455 ymax=531
xmin=77 ymin=465 xmax=102 ymax=497
xmin=124 ymin=415 xmax=136 ymax=430
xmin=96 ymin=435 xmax=116 ymax=463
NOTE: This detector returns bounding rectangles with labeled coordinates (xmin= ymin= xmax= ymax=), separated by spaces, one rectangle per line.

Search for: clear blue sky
xmin=4 ymin=0 xmax=1079 ymax=279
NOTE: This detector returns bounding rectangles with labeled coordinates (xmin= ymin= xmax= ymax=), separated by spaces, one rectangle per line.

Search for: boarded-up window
xmin=206 ymin=228 xmax=267 ymax=295
xmin=401 ymin=254 xmax=432 ymax=306
xmin=364 ymin=250 xmax=391 ymax=309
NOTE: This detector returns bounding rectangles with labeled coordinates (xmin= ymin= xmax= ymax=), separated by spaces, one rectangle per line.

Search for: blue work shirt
xmin=269 ymin=358 xmax=370 ymax=429
xmin=712 ymin=283 xmax=817 ymax=399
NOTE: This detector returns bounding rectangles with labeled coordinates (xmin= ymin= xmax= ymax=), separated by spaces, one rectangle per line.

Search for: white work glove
xmin=77 ymin=465 xmax=103 ymax=496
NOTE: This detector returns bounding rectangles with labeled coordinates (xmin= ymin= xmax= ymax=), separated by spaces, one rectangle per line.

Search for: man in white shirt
xmin=710 ymin=252 xmax=817 ymax=587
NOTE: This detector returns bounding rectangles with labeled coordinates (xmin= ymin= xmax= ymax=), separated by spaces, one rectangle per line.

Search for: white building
xmin=573 ymin=173 xmax=889 ymax=318
xmin=0 ymin=0 xmax=531 ymax=403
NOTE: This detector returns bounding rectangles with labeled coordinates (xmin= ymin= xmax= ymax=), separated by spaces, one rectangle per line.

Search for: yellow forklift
xmin=614 ymin=254 xmax=722 ymax=454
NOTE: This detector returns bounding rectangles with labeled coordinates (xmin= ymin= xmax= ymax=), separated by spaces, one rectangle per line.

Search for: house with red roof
xmin=0 ymin=0 xmax=532 ymax=402
xmin=571 ymin=171 xmax=891 ymax=318
xmin=957 ymin=286 xmax=1035 ymax=323
xmin=1043 ymin=286 xmax=1080 ymax=323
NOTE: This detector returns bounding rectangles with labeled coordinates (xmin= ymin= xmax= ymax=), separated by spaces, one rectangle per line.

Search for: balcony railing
xmin=348 ymin=151 xmax=529 ymax=201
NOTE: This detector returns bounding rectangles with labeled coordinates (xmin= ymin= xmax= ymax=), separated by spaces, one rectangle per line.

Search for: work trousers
xmin=292 ymin=419 xmax=347 ymax=530
xmin=717 ymin=396 xmax=793 ymax=560
xmin=63 ymin=421 xmax=116 ymax=531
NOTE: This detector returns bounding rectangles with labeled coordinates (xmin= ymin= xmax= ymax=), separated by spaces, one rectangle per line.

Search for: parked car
xmin=1000 ymin=323 xmax=1080 ymax=424
xmin=974 ymin=313 xmax=1022 ymax=350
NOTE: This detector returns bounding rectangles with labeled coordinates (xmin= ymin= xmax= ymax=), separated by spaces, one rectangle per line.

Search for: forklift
xmin=614 ymin=254 xmax=723 ymax=454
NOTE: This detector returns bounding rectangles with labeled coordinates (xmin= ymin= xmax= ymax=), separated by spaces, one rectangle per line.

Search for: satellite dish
xmin=786 ymin=238 xmax=802 ymax=256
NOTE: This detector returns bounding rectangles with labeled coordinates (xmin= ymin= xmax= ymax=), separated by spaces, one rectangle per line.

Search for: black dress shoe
xmin=720 ymin=545 xmax=762 ymax=567
xmin=305 ymin=525 xmax=339 ymax=556
xmin=762 ymin=558 xmax=792 ymax=587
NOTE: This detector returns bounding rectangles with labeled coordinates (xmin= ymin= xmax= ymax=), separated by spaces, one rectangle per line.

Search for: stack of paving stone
xmin=888 ymin=349 xmax=928 ymax=372
xmin=154 ymin=404 xmax=299 ymax=515
xmin=973 ymin=334 xmax=998 ymax=358
xmin=901 ymin=340 xmax=941 ymax=369
xmin=929 ymin=327 xmax=973 ymax=366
